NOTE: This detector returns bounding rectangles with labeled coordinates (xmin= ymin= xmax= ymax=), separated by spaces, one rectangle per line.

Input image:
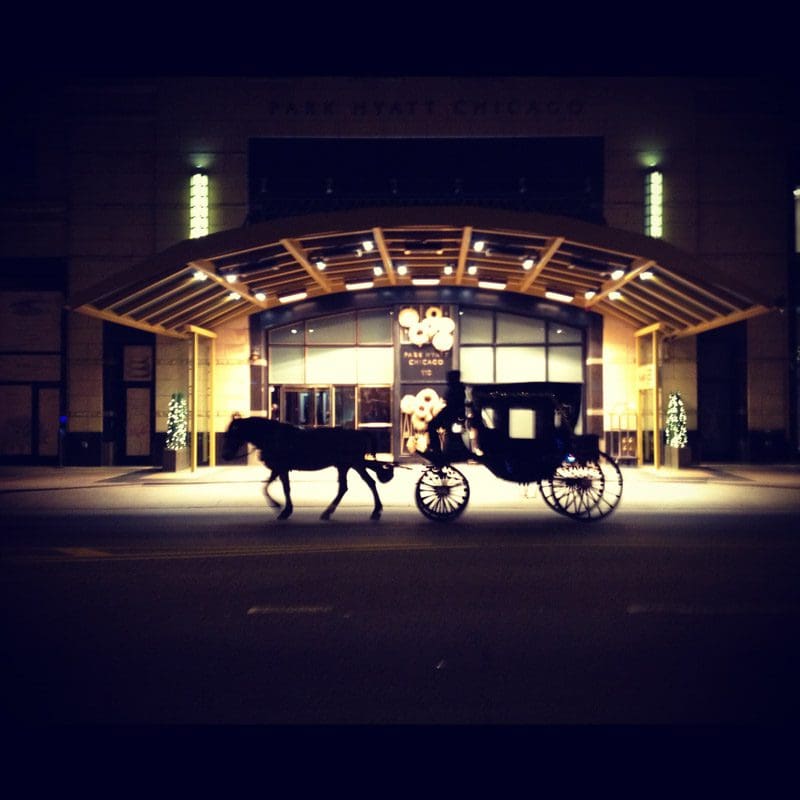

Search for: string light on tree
xmin=166 ymin=392 xmax=188 ymax=451
xmin=665 ymin=391 xmax=688 ymax=449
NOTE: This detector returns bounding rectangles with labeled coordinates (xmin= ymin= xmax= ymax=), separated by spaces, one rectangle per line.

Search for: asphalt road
xmin=3 ymin=470 xmax=800 ymax=725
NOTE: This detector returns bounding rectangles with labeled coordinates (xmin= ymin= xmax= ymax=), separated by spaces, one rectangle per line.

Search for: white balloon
xmin=432 ymin=331 xmax=454 ymax=352
xmin=398 ymin=307 xmax=419 ymax=328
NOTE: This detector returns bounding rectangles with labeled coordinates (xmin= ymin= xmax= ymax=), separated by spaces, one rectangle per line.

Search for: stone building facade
xmin=1 ymin=75 xmax=797 ymax=465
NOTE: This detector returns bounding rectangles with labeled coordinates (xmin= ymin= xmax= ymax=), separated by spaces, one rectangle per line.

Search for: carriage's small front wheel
xmin=539 ymin=451 xmax=623 ymax=522
xmin=415 ymin=465 xmax=470 ymax=522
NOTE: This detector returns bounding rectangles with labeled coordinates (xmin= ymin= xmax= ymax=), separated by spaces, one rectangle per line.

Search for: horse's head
xmin=221 ymin=413 xmax=247 ymax=461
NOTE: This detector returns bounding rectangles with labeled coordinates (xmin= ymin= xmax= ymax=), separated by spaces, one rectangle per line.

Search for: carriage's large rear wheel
xmin=539 ymin=451 xmax=623 ymax=521
xmin=415 ymin=465 xmax=470 ymax=522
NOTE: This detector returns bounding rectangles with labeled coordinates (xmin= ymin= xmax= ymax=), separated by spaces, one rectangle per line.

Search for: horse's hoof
xmin=370 ymin=511 xmax=382 ymax=521
xmin=277 ymin=510 xmax=292 ymax=520
xmin=320 ymin=512 xmax=331 ymax=521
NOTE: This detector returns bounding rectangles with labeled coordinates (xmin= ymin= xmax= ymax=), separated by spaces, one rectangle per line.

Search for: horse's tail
xmin=358 ymin=429 xmax=394 ymax=483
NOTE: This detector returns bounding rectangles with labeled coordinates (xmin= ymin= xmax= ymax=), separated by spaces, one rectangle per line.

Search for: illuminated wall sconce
xmin=544 ymin=290 xmax=574 ymax=303
xmin=608 ymin=290 xmax=623 ymax=300
xmin=346 ymin=281 xmax=374 ymax=291
xmin=644 ymin=169 xmax=663 ymax=238
xmin=443 ymin=265 xmax=454 ymax=276
xmin=610 ymin=269 xmax=626 ymax=281
xmin=192 ymin=270 xmax=208 ymax=281
xmin=315 ymin=258 xmax=327 ymax=271
xmin=254 ymin=291 xmax=267 ymax=302
xmin=396 ymin=265 xmax=408 ymax=276
xmin=522 ymin=257 xmax=536 ymax=270
xmin=189 ymin=172 xmax=209 ymax=239
xmin=478 ymin=280 xmax=506 ymax=291
xmin=279 ymin=291 xmax=308 ymax=304
xmin=473 ymin=240 xmax=486 ymax=252
xmin=373 ymin=266 xmax=384 ymax=276
xmin=467 ymin=265 xmax=478 ymax=276
xmin=584 ymin=290 xmax=597 ymax=300
xmin=411 ymin=278 xmax=440 ymax=286
xmin=639 ymin=270 xmax=655 ymax=281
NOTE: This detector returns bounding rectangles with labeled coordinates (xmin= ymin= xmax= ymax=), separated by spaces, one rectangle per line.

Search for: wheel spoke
xmin=539 ymin=451 xmax=623 ymax=522
xmin=415 ymin=466 xmax=470 ymax=522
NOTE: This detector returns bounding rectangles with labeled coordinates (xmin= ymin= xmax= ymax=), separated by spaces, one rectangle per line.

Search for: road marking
xmin=4 ymin=538 xmax=799 ymax=566
xmin=247 ymin=605 xmax=334 ymax=615
xmin=627 ymin=603 xmax=800 ymax=616
xmin=53 ymin=547 xmax=112 ymax=559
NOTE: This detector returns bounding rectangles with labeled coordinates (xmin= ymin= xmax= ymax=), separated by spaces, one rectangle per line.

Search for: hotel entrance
xmin=278 ymin=384 xmax=392 ymax=453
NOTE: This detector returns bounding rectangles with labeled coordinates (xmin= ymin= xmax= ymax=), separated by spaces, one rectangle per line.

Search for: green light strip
xmin=645 ymin=170 xmax=663 ymax=238
xmin=190 ymin=173 xmax=209 ymax=238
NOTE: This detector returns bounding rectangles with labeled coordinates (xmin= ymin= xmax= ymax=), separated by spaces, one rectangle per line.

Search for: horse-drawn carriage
xmin=222 ymin=381 xmax=622 ymax=522
xmin=414 ymin=381 xmax=623 ymax=523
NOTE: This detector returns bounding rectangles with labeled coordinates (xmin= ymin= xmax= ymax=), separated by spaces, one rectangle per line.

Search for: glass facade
xmin=267 ymin=305 xmax=584 ymax=458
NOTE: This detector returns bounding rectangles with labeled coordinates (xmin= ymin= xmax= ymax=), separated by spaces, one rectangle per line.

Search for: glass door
xmin=281 ymin=386 xmax=332 ymax=428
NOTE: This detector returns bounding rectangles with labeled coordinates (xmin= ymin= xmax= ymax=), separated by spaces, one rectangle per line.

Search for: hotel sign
xmin=400 ymin=345 xmax=451 ymax=382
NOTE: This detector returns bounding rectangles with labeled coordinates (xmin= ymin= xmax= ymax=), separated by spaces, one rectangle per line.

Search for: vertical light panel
xmin=644 ymin=169 xmax=663 ymax=238
xmin=189 ymin=172 xmax=209 ymax=239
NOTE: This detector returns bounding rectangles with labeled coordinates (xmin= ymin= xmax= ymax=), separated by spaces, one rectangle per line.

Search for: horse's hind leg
xmin=263 ymin=469 xmax=282 ymax=509
xmin=356 ymin=465 xmax=382 ymax=520
xmin=321 ymin=467 xmax=348 ymax=520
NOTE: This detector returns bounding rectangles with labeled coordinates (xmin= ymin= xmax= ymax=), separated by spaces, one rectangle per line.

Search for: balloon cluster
xmin=398 ymin=306 xmax=455 ymax=351
xmin=400 ymin=387 xmax=445 ymax=454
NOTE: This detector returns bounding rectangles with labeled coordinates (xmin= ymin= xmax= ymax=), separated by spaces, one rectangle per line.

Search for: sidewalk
xmin=1 ymin=460 xmax=799 ymax=515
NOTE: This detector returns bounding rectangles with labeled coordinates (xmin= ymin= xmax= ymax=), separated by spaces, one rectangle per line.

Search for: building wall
xmin=2 ymin=75 xmax=795 ymax=463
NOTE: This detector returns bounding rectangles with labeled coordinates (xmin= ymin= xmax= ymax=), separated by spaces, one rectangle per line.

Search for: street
xmin=2 ymin=462 xmax=800 ymax=725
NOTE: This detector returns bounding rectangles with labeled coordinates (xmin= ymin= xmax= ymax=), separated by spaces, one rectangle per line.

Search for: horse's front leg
xmin=356 ymin=465 xmax=382 ymax=520
xmin=321 ymin=467 xmax=348 ymax=520
xmin=263 ymin=469 xmax=282 ymax=509
xmin=277 ymin=471 xmax=293 ymax=519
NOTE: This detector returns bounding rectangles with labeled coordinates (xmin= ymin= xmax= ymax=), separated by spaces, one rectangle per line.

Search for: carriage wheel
xmin=539 ymin=451 xmax=623 ymax=522
xmin=415 ymin=465 xmax=470 ymax=522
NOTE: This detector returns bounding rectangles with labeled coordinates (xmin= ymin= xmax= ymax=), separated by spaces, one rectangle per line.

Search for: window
xmin=459 ymin=311 xmax=585 ymax=385
xmin=496 ymin=347 xmax=546 ymax=382
xmin=496 ymin=313 xmax=545 ymax=344
xmin=307 ymin=313 xmax=356 ymax=344
xmin=460 ymin=308 xmax=493 ymax=343
xmin=509 ymin=408 xmax=536 ymax=439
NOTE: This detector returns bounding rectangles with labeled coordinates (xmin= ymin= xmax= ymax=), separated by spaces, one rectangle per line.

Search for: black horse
xmin=221 ymin=415 xmax=394 ymax=520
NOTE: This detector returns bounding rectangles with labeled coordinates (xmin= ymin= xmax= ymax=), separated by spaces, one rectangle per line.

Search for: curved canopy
xmin=70 ymin=206 xmax=775 ymax=340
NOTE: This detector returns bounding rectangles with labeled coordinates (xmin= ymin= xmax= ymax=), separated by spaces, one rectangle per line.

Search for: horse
xmin=221 ymin=414 xmax=394 ymax=520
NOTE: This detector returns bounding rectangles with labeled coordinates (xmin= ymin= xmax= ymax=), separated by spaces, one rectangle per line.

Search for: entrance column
xmin=635 ymin=323 xmax=663 ymax=468
xmin=187 ymin=325 xmax=217 ymax=471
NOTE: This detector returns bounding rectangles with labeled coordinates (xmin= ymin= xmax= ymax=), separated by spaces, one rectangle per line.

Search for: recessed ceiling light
xmin=279 ymin=291 xmax=308 ymax=304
